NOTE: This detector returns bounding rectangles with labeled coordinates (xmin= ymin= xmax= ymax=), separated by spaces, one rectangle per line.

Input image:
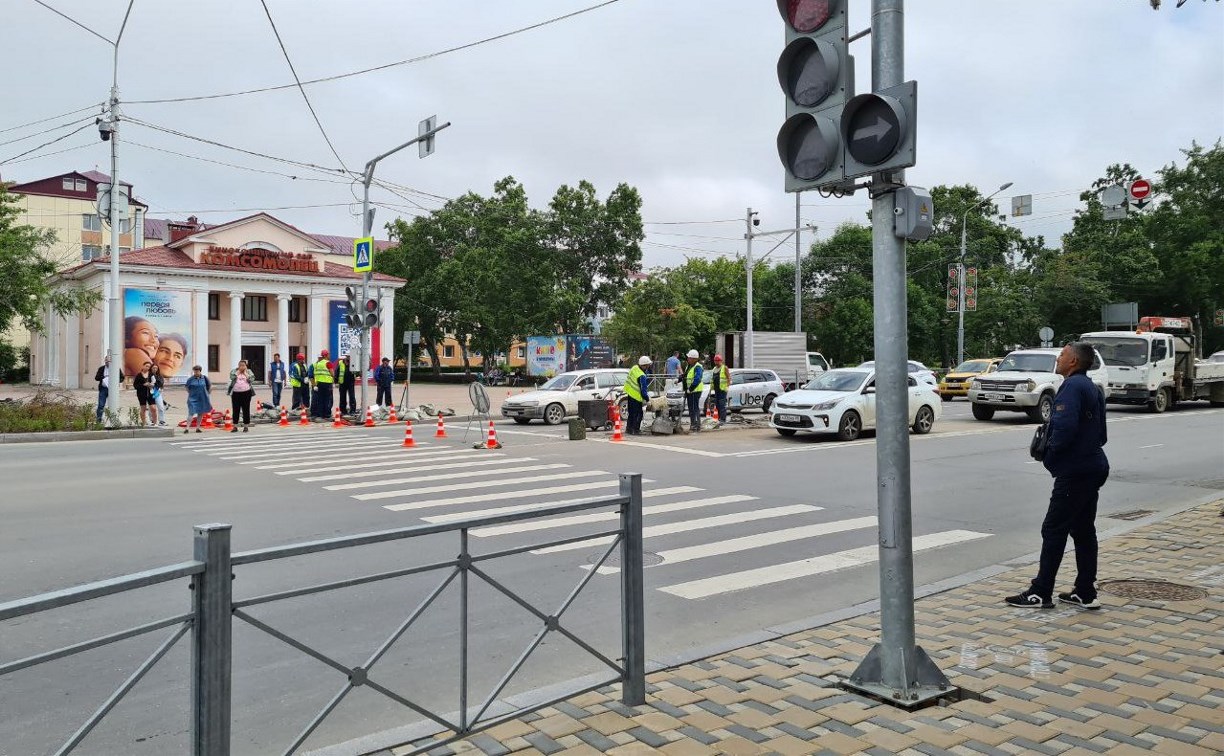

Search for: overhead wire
xmin=1 ymin=139 xmax=95 ymax=165
xmin=128 ymin=0 xmax=623 ymax=105
xmin=124 ymin=116 xmax=346 ymax=176
xmin=0 ymin=122 xmax=95 ymax=165
xmin=30 ymin=0 xmax=114 ymax=45
xmin=124 ymin=139 xmax=354 ymax=185
xmin=0 ymin=102 xmax=105 ymax=135
xmin=0 ymin=116 xmax=98 ymax=148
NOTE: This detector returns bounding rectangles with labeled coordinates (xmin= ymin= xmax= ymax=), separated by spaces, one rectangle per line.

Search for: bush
xmin=0 ymin=341 xmax=26 ymax=383
xmin=0 ymin=390 xmax=99 ymax=433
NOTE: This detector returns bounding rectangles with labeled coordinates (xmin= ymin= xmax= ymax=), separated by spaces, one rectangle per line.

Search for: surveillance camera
xmin=752 ymin=218 xmax=760 ymax=227
xmin=893 ymin=206 xmax=905 ymax=216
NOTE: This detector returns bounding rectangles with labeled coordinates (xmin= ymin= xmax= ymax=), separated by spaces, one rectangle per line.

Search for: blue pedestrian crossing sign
xmin=353 ymin=237 xmax=373 ymax=273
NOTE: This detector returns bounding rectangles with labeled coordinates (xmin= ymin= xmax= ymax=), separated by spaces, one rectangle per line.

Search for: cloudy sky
xmin=2 ymin=0 xmax=1221 ymax=269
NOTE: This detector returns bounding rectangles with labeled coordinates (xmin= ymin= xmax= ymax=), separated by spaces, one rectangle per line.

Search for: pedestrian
xmin=710 ymin=354 xmax=730 ymax=427
xmin=623 ymin=356 xmax=652 ymax=435
xmin=267 ymin=352 xmax=287 ymax=408
xmin=682 ymin=349 xmax=704 ymax=432
xmin=132 ymin=359 xmax=156 ymax=426
xmin=1006 ymin=341 xmax=1109 ymax=609
xmin=227 ymin=360 xmax=255 ymax=432
xmin=184 ymin=365 xmax=212 ymax=433
xmin=336 ymin=355 xmax=355 ymax=415
xmin=310 ymin=349 xmax=334 ymax=419
xmin=665 ymin=351 xmax=681 ymax=380
xmin=289 ymin=352 xmax=311 ymax=413
xmin=148 ymin=363 xmax=168 ymax=426
xmin=93 ymin=355 xmax=111 ymax=424
xmin=374 ymin=356 xmax=395 ymax=408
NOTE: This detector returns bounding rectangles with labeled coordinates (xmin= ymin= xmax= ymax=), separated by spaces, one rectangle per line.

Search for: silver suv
xmin=968 ymin=348 xmax=1108 ymax=423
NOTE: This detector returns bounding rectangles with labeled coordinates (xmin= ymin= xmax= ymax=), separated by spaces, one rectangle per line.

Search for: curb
xmin=0 ymin=427 xmax=176 ymax=443
xmin=311 ymin=489 xmax=1224 ymax=756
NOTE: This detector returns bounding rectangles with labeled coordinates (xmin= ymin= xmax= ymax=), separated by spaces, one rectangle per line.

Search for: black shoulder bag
xmin=1029 ymin=422 xmax=1049 ymax=461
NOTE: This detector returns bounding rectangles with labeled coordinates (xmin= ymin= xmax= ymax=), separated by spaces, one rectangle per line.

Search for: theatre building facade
xmin=32 ymin=213 xmax=403 ymax=388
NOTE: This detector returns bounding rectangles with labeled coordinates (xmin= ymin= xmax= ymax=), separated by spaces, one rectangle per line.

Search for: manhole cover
xmin=1107 ymin=509 xmax=1155 ymax=521
xmin=590 ymin=550 xmax=664 ymax=568
xmin=1098 ymin=579 xmax=1209 ymax=601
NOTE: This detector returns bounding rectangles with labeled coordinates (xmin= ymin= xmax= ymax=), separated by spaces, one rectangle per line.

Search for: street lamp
xmin=956 ymin=181 xmax=1012 ymax=366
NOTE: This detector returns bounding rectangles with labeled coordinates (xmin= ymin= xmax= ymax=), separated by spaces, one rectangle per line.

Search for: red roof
xmin=62 ymin=246 xmax=404 ymax=283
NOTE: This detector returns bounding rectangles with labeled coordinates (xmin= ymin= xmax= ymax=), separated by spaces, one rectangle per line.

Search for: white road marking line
xmin=356 ymin=471 xmax=609 ymax=502
xmin=262 ymin=449 xmax=470 ymax=471
xmin=471 ymin=494 xmax=760 ymax=537
xmin=733 ymin=440 xmax=873 ymax=457
xmin=531 ymin=505 xmax=820 ymax=555
xmin=212 ymin=440 xmax=400 ymax=460
xmin=422 ymin=486 xmax=702 ymax=523
xmin=382 ymin=479 xmax=655 ymax=512
xmin=175 ymin=432 xmax=385 ymax=449
xmin=589 ymin=438 xmax=727 ymax=457
xmin=298 ymin=455 xmax=518 ymax=481
xmin=323 ymin=463 xmax=569 ymax=491
xmin=659 ymin=530 xmax=992 ymax=600
xmin=1139 ymin=444 xmax=1164 ymax=449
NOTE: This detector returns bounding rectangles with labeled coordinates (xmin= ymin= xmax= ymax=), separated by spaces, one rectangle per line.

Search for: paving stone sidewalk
xmin=380 ymin=502 xmax=1223 ymax=756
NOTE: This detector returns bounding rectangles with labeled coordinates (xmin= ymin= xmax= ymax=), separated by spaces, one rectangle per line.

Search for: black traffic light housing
xmin=344 ymin=286 xmax=362 ymax=329
xmin=841 ymin=81 xmax=917 ymax=179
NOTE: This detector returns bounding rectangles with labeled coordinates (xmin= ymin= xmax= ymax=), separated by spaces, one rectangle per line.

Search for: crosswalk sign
xmin=353 ymin=237 xmax=373 ymax=273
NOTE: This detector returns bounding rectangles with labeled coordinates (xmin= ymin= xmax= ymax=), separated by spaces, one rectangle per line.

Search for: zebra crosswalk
xmin=170 ymin=431 xmax=992 ymax=600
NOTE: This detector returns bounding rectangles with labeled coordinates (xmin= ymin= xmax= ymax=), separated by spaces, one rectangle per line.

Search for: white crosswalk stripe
xmin=382 ymin=480 xmax=637 ymax=512
xmin=264 ymin=448 xmax=470 ymax=471
xmin=298 ymin=455 xmax=518 ymax=482
xmin=323 ymin=464 xmax=570 ymax=491
xmin=421 ymin=486 xmax=704 ymax=524
xmin=470 ymin=494 xmax=759 ymax=537
xmin=659 ymin=530 xmax=992 ymax=599
xmin=355 ymin=471 xmax=610 ymax=502
xmin=211 ymin=440 xmax=401 ymax=460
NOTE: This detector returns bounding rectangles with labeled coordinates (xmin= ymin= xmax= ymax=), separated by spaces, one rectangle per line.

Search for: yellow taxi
xmin=938 ymin=358 xmax=1002 ymax=401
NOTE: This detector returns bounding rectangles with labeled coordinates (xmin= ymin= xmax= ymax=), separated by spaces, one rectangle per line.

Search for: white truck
xmin=714 ymin=331 xmax=829 ymax=390
xmin=1080 ymin=316 xmax=1224 ymax=412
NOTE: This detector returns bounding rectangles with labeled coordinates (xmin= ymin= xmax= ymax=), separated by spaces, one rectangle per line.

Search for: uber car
xmin=666 ymin=368 xmax=786 ymax=414
xmin=769 ymin=368 xmax=941 ymax=441
xmin=500 ymin=368 xmax=630 ymax=425
xmin=856 ymin=360 xmax=938 ymax=386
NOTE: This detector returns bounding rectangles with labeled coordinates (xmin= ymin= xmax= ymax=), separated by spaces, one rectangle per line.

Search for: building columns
xmin=228 ymin=291 xmax=244 ymax=370
xmin=379 ymin=288 xmax=395 ymax=366
xmin=276 ymin=293 xmax=291 ymax=365
xmin=193 ymin=291 xmax=210 ymax=377
xmin=309 ymin=294 xmax=326 ymax=361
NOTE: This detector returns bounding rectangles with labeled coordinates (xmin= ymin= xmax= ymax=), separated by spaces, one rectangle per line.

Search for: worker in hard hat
xmin=289 ymin=352 xmax=312 ymax=414
xmin=311 ymin=349 xmax=335 ymax=419
xmin=710 ymin=354 xmax=730 ymax=427
xmin=683 ymin=349 xmax=704 ymax=432
xmin=623 ymin=356 xmax=652 ymax=435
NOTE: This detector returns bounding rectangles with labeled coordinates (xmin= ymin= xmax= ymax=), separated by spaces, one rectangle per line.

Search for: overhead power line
xmin=128 ymin=0 xmax=623 ymax=104
xmin=125 ymin=139 xmax=352 ymax=185
xmin=0 ymin=116 xmax=97 ymax=148
xmin=0 ymin=102 xmax=104 ymax=135
xmin=30 ymin=0 xmax=114 ymax=45
xmin=125 ymin=116 xmax=346 ymax=176
xmin=2 ymin=139 xmax=95 ymax=165
xmin=0 ymin=122 xmax=94 ymax=165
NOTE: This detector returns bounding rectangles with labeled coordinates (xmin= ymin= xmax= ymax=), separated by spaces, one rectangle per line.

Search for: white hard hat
xmin=686 ymin=349 xmax=699 ymax=358
xmin=638 ymin=355 xmax=652 ymax=366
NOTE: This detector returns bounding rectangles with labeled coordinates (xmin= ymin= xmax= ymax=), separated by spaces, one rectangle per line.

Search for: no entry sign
xmin=1129 ymin=179 xmax=1152 ymax=202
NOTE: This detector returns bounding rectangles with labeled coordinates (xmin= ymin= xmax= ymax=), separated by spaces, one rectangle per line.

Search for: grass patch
xmin=0 ymin=390 xmax=100 ymax=433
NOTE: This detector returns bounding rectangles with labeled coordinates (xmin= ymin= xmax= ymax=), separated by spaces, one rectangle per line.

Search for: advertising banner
xmin=526 ymin=336 xmax=567 ymax=377
xmin=565 ymin=335 xmax=616 ymax=371
xmin=328 ymin=301 xmax=380 ymax=374
xmin=122 ymin=289 xmax=192 ymax=383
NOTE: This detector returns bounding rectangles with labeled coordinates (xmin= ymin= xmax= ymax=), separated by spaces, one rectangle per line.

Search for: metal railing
xmin=0 ymin=473 xmax=646 ymax=756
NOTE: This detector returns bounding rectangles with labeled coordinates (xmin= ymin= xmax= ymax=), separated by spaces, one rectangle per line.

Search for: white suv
xmin=666 ymin=369 xmax=786 ymax=414
xmin=968 ymin=348 xmax=1108 ymax=423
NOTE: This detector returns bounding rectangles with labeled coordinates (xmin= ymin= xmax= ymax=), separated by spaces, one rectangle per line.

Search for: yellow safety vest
xmin=684 ymin=363 xmax=702 ymax=392
xmin=623 ymin=365 xmax=645 ymax=402
xmin=711 ymin=364 xmax=729 ymax=391
xmin=337 ymin=361 xmax=348 ymax=383
xmin=289 ymin=362 xmax=307 ymax=387
xmin=313 ymin=359 xmax=334 ymax=384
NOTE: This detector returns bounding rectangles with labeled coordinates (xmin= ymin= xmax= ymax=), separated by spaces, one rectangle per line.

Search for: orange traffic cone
xmin=712 ymin=405 xmax=720 ymax=423
xmin=364 ymin=407 xmax=375 ymax=428
xmin=223 ymin=409 xmax=233 ymax=431
xmin=203 ymin=411 xmax=216 ymax=429
xmin=435 ymin=413 xmax=448 ymax=438
xmin=486 ymin=420 xmax=501 ymax=449
xmin=402 ymin=420 xmax=416 ymax=448
xmin=333 ymin=407 xmax=344 ymax=428
xmin=278 ymin=406 xmax=289 ymax=427
xmin=299 ymin=406 xmax=310 ymax=426
xmin=388 ymin=406 xmax=398 ymax=424
xmin=611 ymin=414 xmax=624 ymax=442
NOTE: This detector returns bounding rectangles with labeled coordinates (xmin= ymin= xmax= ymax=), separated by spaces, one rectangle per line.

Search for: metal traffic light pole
xmin=357 ymin=120 xmax=450 ymax=416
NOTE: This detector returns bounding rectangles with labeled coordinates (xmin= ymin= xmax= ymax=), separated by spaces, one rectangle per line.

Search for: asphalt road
xmin=2 ymin=400 xmax=1222 ymax=755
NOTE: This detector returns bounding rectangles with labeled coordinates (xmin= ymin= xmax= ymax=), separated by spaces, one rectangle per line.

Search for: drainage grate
xmin=1107 ymin=509 xmax=1155 ymax=521
xmin=1099 ymin=579 xmax=1210 ymax=602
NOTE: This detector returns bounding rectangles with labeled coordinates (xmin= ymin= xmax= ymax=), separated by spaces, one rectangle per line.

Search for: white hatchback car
xmin=665 ymin=368 xmax=787 ymax=414
xmin=500 ymin=368 xmax=631 ymax=425
xmin=769 ymin=368 xmax=941 ymax=440
xmin=856 ymin=360 xmax=938 ymax=387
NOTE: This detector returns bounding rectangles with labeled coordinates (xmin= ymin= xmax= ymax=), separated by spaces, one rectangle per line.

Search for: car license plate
xmin=778 ymin=413 xmax=801 ymax=423
xmin=982 ymin=393 xmax=1005 ymax=401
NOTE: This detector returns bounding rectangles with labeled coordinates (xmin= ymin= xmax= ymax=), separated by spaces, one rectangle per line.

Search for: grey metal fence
xmin=0 ymin=473 xmax=646 ymax=756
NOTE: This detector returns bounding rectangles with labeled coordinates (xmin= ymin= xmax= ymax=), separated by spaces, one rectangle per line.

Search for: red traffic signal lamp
xmin=363 ymin=298 xmax=381 ymax=328
xmin=776 ymin=0 xmax=852 ymax=192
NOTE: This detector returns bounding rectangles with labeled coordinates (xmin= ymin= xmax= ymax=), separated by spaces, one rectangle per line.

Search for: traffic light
xmin=363 ymin=298 xmax=380 ymax=329
xmin=841 ymin=80 xmax=917 ymax=179
xmin=344 ymin=286 xmax=362 ymax=329
xmin=776 ymin=0 xmax=853 ymax=192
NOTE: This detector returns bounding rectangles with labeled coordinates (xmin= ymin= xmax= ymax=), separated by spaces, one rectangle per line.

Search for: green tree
xmin=600 ymin=276 xmax=715 ymax=360
xmin=0 ymin=183 xmax=99 ymax=334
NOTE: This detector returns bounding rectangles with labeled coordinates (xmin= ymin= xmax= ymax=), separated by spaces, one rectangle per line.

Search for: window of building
xmin=81 ymin=245 xmax=102 ymax=261
xmin=207 ymin=345 xmax=219 ymax=372
xmin=208 ymin=293 xmax=219 ymax=320
xmin=289 ymin=346 xmax=300 ymax=362
xmin=118 ymin=219 xmax=130 ymax=234
xmin=517 ymin=346 xmax=526 ymax=359
xmin=75 ymin=179 xmax=87 ymax=192
xmin=241 ymin=296 xmax=268 ymax=322
xmin=82 ymin=214 xmax=101 ymax=232
xmin=62 ymin=178 xmax=74 ymax=191
xmin=288 ymin=297 xmax=306 ymax=323
xmin=443 ymin=345 xmax=455 ymax=358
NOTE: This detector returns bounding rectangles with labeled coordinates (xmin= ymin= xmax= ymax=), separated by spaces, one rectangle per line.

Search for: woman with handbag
xmin=227 ymin=360 xmax=255 ymax=433
xmin=148 ymin=363 xmax=168 ymax=426
xmin=132 ymin=361 xmax=155 ymax=426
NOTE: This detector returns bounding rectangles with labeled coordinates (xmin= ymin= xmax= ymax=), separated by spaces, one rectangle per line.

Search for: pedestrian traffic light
xmin=841 ymin=80 xmax=917 ymax=179
xmin=363 ymin=298 xmax=380 ymax=329
xmin=776 ymin=0 xmax=853 ymax=192
xmin=344 ymin=286 xmax=362 ymax=329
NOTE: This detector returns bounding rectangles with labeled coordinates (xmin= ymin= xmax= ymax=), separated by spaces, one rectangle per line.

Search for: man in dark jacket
xmin=373 ymin=357 xmax=394 ymax=408
xmin=1006 ymin=342 xmax=1108 ymax=610
xmin=337 ymin=355 xmax=356 ymax=415
xmin=94 ymin=355 xmax=111 ymax=423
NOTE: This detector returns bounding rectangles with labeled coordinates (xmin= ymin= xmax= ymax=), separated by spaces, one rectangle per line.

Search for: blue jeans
xmin=686 ymin=393 xmax=701 ymax=429
xmin=270 ymin=381 xmax=283 ymax=408
xmin=96 ymin=386 xmax=107 ymax=422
